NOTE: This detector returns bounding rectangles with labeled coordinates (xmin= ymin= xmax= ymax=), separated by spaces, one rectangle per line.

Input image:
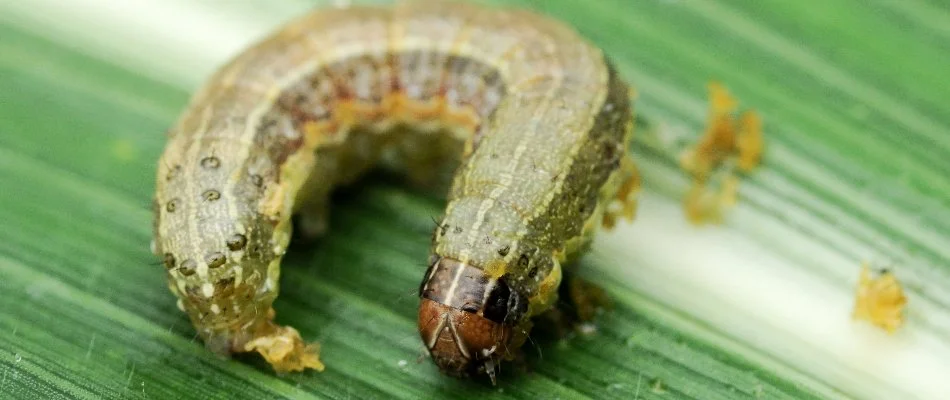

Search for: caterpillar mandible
xmin=151 ymin=0 xmax=639 ymax=381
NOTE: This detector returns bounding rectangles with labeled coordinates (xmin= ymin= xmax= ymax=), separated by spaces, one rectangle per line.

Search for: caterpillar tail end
xmin=244 ymin=324 xmax=324 ymax=372
xmin=237 ymin=308 xmax=324 ymax=372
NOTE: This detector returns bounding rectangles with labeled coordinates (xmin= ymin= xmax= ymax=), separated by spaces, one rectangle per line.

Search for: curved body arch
xmin=152 ymin=0 xmax=638 ymax=377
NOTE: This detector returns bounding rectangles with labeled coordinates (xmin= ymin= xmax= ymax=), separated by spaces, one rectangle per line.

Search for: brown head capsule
xmin=418 ymin=258 xmax=527 ymax=384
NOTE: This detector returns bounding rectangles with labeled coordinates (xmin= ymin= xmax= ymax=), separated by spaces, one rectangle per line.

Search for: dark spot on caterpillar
xmin=179 ymin=259 xmax=197 ymax=276
xmin=166 ymin=165 xmax=182 ymax=181
xmin=453 ymin=226 xmax=463 ymax=234
xmin=202 ymin=189 xmax=221 ymax=201
xmin=248 ymin=241 xmax=263 ymax=255
xmin=249 ymin=174 xmax=264 ymax=188
xmin=163 ymin=253 xmax=176 ymax=269
xmin=497 ymin=245 xmax=510 ymax=257
xmin=490 ymin=152 xmax=499 ymax=160
xmin=206 ymin=252 xmax=226 ymax=269
xmin=528 ymin=266 xmax=540 ymax=279
xmin=518 ymin=254 xmax=530 ymax=268
xmin=200 ymin=156 xmax=221 ymax=169
xmin=226 ymin=234 xmax=248 ymax=251
xmin=440 ymin=224 xmax=449 ymax=236
xmin=166 ymin=198 xmax=180 ymax=212
xmin=482 ymin=236 xmax=492 ymax=245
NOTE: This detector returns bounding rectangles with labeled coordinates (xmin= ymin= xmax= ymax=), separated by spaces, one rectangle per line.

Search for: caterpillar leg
xmin=535 ymin=269 xmax=612 ymax=339
xmin=602 ymin=155 xmax=641 ymax=229
xmin=565 ymin=274 xmax=612 ymax=323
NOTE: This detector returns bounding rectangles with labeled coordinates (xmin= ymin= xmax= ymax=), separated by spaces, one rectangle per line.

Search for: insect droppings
xmin=680 ymin=82 xmax=763 ymax=224
xmin=853 ymin=262 xmax=907 ymax=333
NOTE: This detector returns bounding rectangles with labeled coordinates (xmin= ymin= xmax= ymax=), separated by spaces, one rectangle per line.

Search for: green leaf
xmin=1 ymin=0 xmax=948 ymax=399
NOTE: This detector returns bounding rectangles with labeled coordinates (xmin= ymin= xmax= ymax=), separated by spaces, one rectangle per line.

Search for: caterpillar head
xmin=417 ymin=257 xmax=528 ymax=384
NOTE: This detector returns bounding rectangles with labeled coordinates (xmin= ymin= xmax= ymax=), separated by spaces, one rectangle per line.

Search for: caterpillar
xmin=151 ymin=0 xmax=639 ymax=382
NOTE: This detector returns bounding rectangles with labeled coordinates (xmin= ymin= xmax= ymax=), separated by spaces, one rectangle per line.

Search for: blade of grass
xmin=1 ymin=0 xmax=948 ymax=398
